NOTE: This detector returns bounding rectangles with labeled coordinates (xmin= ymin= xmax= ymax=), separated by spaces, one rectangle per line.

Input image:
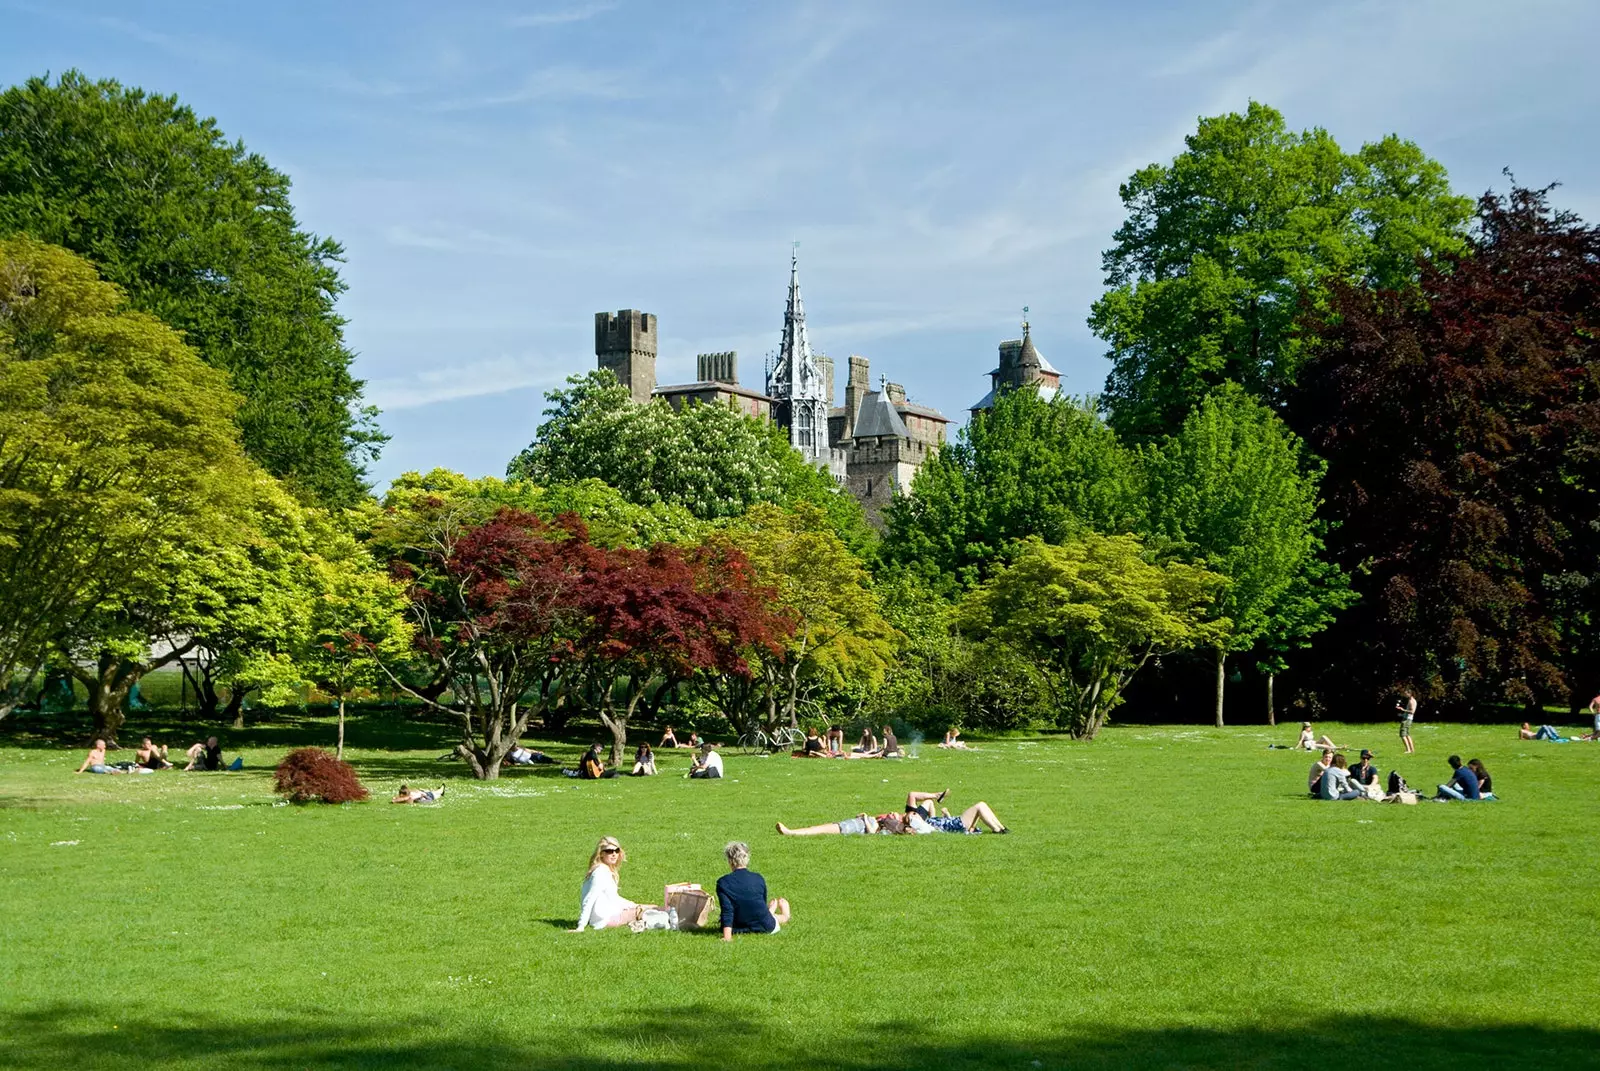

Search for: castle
xmin=593 ymin=254 xmax=951 ymax=525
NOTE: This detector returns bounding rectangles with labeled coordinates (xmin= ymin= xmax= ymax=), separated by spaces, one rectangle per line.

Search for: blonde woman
xmin=573 ymin=837 xmax=643 ymax=931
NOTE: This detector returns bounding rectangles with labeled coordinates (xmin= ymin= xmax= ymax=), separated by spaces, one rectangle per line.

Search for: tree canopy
xmin=1091 ymin=101 xmax=1472 ymax=440
xmin=1141 ymin=386 xmax=1329 ymax=724
xmin=883 ymin=387 xmax=1140 ymax=591
xmin=0 ymin=72 xmax=381 ymax=506
xmin=958 ymin=535 xmax=1227 ymax=739
xmin=1290 ymin=184 xmax=1600 ymax=712
xmin=0 ymin=237 xmax=253 ymax=724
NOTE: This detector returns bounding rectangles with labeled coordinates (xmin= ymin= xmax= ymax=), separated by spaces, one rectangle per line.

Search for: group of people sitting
xmin=775 ymin=788 xmax=1010 ymax=836
xmin=793 ymin=725 xmax=904 ymax=759
xmin=574 ymin=835 xmax=790 ymax=941
xmin=76 ymin=735 xmax=239 ymax=774
xmin=1307 ymin=748 xmax=1496 ymax=802
xmin=558 ymin=740 xmax=725 ymax=780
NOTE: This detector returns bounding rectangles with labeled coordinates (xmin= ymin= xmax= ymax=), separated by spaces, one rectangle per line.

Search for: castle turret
xmin=596 ymin=310 xmax=657 ymax=404
xmin=766 ymin=252 xmax=831 ymax=464
xmin=844 ymin=355 xmax=870 ymax=440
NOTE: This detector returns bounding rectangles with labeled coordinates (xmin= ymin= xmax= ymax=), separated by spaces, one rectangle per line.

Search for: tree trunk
xmin=1266 ymin=673 xmax=1276 ymax=727
xmin=1214 ymin=648 xmax=1226 ymax=728
xmin=336 ymin=696 xmax=346 ymax=760
xmin=80 ymin=654 xmax=136 ymax=746
xmin=225 ymin=687 xmax=249 ymax=730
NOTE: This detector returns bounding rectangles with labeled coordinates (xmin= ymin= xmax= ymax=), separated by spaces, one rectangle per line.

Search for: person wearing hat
xmin=688 ymin=741 xmax=723 ymax=779
xmin=1350 ymin=749 xmax=1380 ymax=790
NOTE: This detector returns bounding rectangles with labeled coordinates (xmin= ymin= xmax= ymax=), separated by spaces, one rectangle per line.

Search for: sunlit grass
xmin=1 ymin=714 xmax=1596 ymax=1069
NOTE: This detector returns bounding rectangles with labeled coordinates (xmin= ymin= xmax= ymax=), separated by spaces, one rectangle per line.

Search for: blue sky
xmin=5 ymin=0 xmax=1599 ymax=487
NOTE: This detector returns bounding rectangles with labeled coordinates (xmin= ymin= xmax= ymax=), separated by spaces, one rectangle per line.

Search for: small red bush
xmin=273 ymin=747 xmax=369 ymax=804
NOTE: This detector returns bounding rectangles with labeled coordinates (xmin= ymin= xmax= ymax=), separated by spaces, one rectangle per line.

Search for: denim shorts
xmin=838 ymin=816 xmax=867 ymax=835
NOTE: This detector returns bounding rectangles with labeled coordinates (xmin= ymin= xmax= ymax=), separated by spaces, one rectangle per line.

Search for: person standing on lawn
xmin=1397 ymin=691 xmax=1418 ymax=754
xmin=716 ymin=841 xmax=790 ymax=940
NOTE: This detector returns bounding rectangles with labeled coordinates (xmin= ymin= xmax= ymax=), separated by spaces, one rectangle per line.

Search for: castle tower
xmin=844 ymin=355 xmax=870 ymax=440
xmin=766 ymin=252 xmax=831 ymax=464
xmin=595 ymin=309 xmax=657 ymax=404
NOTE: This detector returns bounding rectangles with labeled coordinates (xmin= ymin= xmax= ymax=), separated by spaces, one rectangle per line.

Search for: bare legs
xmin=959 ymin=801 xmax=1008 ymax=833
xmin=769 ymin=897 xmax=792 ymax=926
xmin=905 ymin=789 xmax=948 ymax=810
xmin=776 ymin=821 xmax=844 ymax=836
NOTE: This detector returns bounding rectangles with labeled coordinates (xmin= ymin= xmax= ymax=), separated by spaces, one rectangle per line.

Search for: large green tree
xmin=1141 ymin=386 xmax=1330 ymax=726
xmin=883 ymin=387 xmax=1141 ymax=591
xmin=1091 ymin=101 xmax=1472 ymax=440
xmin=508 ymin=371 xmax=874 ymax=552
xmin=719 ymin=503 xmax=897 ymax=730
xmin=0 ymin=238 xmax=252 ymax=727
xmin=958 ymin=535 xmax=1226 ymax=739
xmin=0 ymin=72 xmax=382 ymax=505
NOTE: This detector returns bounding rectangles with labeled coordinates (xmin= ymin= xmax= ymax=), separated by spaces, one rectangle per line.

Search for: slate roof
xmin=851 ymin=390 xmax=909 ymax=438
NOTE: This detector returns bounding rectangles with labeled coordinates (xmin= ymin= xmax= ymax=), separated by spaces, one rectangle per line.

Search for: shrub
xmin=273 ymin=747 xmax=369 ymax=804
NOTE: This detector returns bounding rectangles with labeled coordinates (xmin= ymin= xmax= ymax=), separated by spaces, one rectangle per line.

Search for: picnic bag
xmin=664 ymin=882 xmax=713 ymax=930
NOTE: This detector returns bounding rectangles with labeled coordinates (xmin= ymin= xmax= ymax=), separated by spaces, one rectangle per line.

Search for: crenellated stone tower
xmin=595 ymin=309 xmax=657 ymax=404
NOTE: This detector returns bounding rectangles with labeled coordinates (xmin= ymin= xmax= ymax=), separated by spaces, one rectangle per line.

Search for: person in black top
xmin=1349 ymin=749 xmax=1379 ymax=788
xmin=880 ymin=725 xmax=901 ymax=757
xmin=798 ymin=726 xmax=827 ymax=757
xmin=1467 ymin=758 xmax=1494 ymax=797
xmin=716 ymin=841 xmax=790 ymax=941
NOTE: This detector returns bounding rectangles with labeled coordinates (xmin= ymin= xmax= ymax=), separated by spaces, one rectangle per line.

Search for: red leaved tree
xmin=1291 ymin=183 xmax=1600 ymax=713
xmin=569 ymin=540 xmax=790 ymax=764
xmin=372 ymin=506 xmax=591 ymax=779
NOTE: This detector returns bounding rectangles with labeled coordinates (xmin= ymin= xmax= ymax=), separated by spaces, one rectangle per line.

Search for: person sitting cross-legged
xmin=716 ymin=841 xmax=790 ymax=940
xmin=793 ymin=726 xmax=828 ymax=757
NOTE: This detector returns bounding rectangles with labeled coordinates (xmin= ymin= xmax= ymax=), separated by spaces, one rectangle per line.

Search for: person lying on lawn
xmin=392 ymin=783 xmax=445 ymax=803
xmin=777 ymin=812 xmax=887 ymax=836
xmin=506 ymin=744 xmax=555 ymax=765
xmin=901 ymin=789 xmax=1010 ymax=834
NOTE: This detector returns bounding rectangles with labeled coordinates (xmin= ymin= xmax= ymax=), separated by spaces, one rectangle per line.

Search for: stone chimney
xmin=844 ymin=355 xmax=870 ymax=439
xmin=696 ymin=351 xmax=738 ymax=385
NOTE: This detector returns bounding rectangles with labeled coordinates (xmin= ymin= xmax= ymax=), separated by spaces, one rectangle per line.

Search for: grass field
xmin=2 ymin=713 xmax=1597 ymax=1070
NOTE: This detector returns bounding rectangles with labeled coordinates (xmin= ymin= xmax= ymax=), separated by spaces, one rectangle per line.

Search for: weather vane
xmin=1022 ymin=305 xmax=1030 ymax=331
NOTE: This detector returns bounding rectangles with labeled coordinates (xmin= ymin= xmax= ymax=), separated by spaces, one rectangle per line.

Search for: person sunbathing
xmin=776 ymin=812 xmax=887 ymax=836
xmin=76 ymin=739 xmax=122 ymax=774
xmin=135 ymin=737 xmax=172 ymax=770
xmin=902 ymin=789 xmax=1010 ymax=833
xmin=1519 ymin=722 xmax=1569 ymax=742
xmin=1296 ymin=723 xmax=1340 ymax=751
xmin=392 ymin=784 xmax=445 ymax=803
xmin=506 ymin=744 xmax=555 ymax=765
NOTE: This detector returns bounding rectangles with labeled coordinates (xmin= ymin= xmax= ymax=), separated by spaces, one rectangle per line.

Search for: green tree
xmin=0 ymin=238 xmax=252 ymax=728
xmin=508 ymin=371 xmax=874 ymax=550
xmin=0 ymin=72 xmax=382 ymax=505
xmin=720 ymin=503 xmax=897 ymax=729
xmin=1091 ymin=101 xmax=1472 ymax=440
xmin=295 ymin=512 xmax=412 ymax=759
xmin=1140 ymin=387 xmax=1328 ymax=726
xmin=884 ymin=388 xmax=1141 ymax=591
xmin=958 ymin=535 xmax=1226 ymax=739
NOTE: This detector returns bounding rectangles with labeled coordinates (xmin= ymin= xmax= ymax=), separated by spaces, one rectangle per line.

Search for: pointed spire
xmin=1017 ymin=318 xmax=1042 ymax=380
xmin=766 ymin=246 xmax=831 ymax=463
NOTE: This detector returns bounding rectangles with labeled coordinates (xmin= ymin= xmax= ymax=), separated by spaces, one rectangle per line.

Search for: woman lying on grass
xmin=776 ymin=792 xmax=1010 ymax=836
xmin=574 ymin=836 xmax=644 ymax=931
xmin=391 ymin=784 xmax=445 ymax=803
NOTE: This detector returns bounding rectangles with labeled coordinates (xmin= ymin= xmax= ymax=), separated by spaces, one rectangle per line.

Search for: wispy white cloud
xmin=367 ymin=354 xmax=567 ymax=411
xmin=508 ymin=2 xmax=617 ymax=29
xmin=428 ymin=65 xmax=635 ymax=110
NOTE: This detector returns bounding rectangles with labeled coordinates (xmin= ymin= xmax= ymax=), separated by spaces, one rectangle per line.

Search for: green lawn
xmin=1 ymin=714 xmax=1596 ymax=1070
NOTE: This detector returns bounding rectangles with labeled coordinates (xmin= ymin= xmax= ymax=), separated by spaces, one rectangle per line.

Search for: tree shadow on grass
xmin=1 ymin=1004 xmax=1596 ymax=1070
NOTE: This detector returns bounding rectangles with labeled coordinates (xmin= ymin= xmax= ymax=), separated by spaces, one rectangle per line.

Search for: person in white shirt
xmin=688 ymin=742 xmax=724 ymax=779
xmin=572 ymin=837 xmax=643 ymax=931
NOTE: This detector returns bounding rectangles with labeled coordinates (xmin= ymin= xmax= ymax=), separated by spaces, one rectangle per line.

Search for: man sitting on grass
xmin=135 ymin=737 xmax=172 ymax=770
xmin=564 ymin=744 xmax=618 ymax=779
xmin=392 ymin=784 xmax=445 ymax=804
xmin=76 ymin=739 xmax=125 ymax=774
xmin=1308 ymin=749 xmax=1333 ymax=797
xmin=688 ymin=742 xmax=723 ymax=779
xmin=1435 ymin=755 xmax=1481 ymax=801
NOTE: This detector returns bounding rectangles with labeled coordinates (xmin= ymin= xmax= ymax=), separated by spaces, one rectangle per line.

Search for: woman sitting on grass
xmin=573 ymin=837 xmax=643 ymax=931
xmin=852 ymin=729 xmax=879 ymax=756
xmin=939 ymin=727 xmax=975 ymax=750
xmin=1297 ymin=723 xmax=1341 ymax=751
xmin=794 ymin=726 xmax=828 ymax=758
xmin=1318 ymin=754 xmax=1366 ymax=801
xmin=630 ymin=742 xmax=657 ymax=776
xmin=825 ymin=726 xmax=845 ymax=755
xmin=660 ymin=725 xmax=681 ymax=749
xmin=1468 ymin=759 xmax=1496 ymax=799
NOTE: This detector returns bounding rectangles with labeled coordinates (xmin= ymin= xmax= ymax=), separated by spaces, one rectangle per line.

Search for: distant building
xmin=590 ymin=256 xmax=950 ymax=526
xmin=969 ymin=321 xmax=1061 ymax=413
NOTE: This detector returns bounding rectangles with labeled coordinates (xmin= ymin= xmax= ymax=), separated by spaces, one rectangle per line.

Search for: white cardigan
xmin=577 ymin=865 xmax=636 ymax=930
